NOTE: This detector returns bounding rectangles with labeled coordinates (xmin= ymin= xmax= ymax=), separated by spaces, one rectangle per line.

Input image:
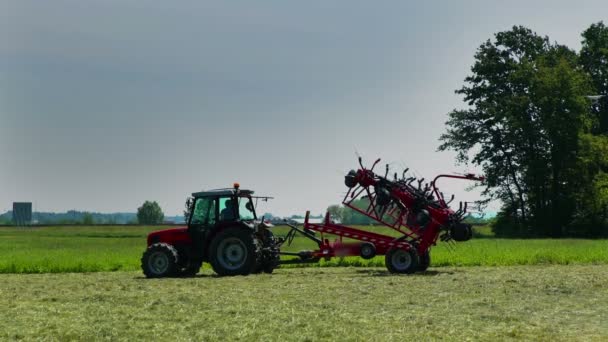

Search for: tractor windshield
xmin=238 ymin=197 xmax=256 ymax=221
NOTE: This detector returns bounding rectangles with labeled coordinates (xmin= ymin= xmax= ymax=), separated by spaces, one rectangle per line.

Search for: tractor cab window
xmin=190 ymin=197 xmax=216 ymax=226
xmin=219 ymin=197 xmax=237 ymax=221
xmin=238 ymin=197 xmax=256 ymax=221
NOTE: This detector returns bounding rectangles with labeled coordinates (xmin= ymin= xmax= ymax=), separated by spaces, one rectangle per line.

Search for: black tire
xmin=375 ymin=185 xmax=392 ymax=206
xmin=385 ymin=247 xmax=419 ymax=274
xmin=209 ymin=227 xmax=259 ymax=276
xmin=253 ymin=258 xmax=278 ymax=274
xmin=253 ymin=229 xmax=279 ymax=274
xmin=263 ymin=263 xmax=276 ymax=274
xmin=345 ymin=170 xmax=358 ymax=188
xmin=417 ymin=250 xmax=430 ymax=272
xmin=450 ymin=223 xmax=473 ymax=242
xmin=141 ymin=243 xmax=179 ymax=278
xmin=360 ymin=242 xmax=376 ymax=260
xmin=177 ymin=262 xmax=202 ymax=277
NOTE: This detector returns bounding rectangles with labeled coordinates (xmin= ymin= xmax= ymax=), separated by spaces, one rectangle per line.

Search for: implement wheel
xmin=141 ymin=243 xmax=179 ymax=278
xmin=209 ymin=228 xmax=259 ymax=276
xmin=385 ymin=247 xmax=419 ymax=274
xmin=360 ymin=242 xmax=376 ymax=260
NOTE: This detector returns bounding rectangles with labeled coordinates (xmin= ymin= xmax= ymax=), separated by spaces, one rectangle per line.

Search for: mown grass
xmin=1 ymin=225 xmax=608 ymax=273
xmin=0 ymin=266 xmax=607 ymax=340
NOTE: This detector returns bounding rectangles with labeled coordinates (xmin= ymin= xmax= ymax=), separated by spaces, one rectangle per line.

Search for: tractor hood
xmin=146 ymin=227 xmax=191 ymax=246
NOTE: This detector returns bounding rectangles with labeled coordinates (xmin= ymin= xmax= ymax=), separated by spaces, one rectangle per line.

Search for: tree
xmin=326 ymin=205 xmax=343 ymax=222
xmin=575 ymin=22 xmax=608 ymax=236
xmin=580 ymin=22 xmax=608 ymax=134
xmin=137 ymin=201 xmax=164 ymax=224
xmin=82 ymin=212 xmax=94 ymax=225
xmin=529 ymin=47 xmax=593 ymax=236
xmin=572 ymin=134 xmax=608 ymax=235
xmin=0 ymin=215 xmax=11 ymax=225
xmin=440 ymin=26 xmax=547 ymax=235
xmin=326 ymin=199 xmax=375 ymax=225
xmin=439 ymin=26 xmax=594 ymax=237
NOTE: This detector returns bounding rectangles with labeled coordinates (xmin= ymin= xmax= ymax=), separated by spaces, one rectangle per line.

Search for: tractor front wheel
xmin=141 ymin=243 xmax=179 ymax=278
xmin=209 ymin=228 xmax=259 ymax=276
xmin=385 ymin=247 xmax=419 ymax=274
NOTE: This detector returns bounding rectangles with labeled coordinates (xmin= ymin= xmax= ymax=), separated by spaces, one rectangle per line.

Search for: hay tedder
xmin=141 ymin=157 xmax=484 ymax=277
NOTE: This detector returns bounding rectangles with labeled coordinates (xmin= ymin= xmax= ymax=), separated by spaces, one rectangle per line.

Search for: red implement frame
xmin=303 ymin=211 xmax=412 ymax=260
xmin=299 ymin=161 xmax=484 ymax=265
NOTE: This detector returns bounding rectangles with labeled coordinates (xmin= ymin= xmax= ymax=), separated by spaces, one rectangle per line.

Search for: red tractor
xmin=142 ymin=157 xmax=483 ymax=277
xmin=141 ymin=184 xmax=280 ymax=277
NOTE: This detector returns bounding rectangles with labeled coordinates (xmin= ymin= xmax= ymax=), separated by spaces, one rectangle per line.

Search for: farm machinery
xmin=141 ymin=157 xmax=483 ymax=277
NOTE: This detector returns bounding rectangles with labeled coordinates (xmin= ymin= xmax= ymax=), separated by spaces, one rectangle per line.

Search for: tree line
xmin=440 ymin=23 xmax=608 ymax=237
xmin=1 ymin=201 xmax=167 ymax=225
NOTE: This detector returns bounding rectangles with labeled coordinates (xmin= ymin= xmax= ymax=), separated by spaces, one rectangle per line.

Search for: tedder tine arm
xmin=283 ymin=221 xmax=323 ymax=246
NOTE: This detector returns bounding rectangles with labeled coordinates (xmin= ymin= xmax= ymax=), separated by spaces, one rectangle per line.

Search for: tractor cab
xmin=188 ymin=183 xmax=257 ymax=231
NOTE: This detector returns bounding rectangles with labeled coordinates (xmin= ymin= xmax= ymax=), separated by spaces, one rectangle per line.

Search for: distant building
xmin=12 ymin=202 xmax=32 ymax=225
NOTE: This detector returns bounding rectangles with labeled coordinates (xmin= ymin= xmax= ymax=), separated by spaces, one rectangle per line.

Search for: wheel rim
xmin=217 ymin=237 xmax=248 ymax=271
xmin=391 ymin=249 xmax=412 ymax=271
xmin=361 ymin=245 xmax=373 ymax=257
xmin=148 ymin=251 xmax=170 ymax=275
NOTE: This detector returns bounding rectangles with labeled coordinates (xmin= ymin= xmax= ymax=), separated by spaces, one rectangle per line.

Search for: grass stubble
xmin=1 ymin=226 xmax=607 ymax=340
xmin=0 ymin=266 xmax=607 ymax=341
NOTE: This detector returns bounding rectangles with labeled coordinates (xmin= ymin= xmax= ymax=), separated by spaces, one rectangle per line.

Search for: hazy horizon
xmin=2 ymin=1 xmax=606 ymax=216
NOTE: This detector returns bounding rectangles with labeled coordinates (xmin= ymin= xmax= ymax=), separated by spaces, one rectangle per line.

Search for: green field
xmin=1 ymin=266 xmax=607 ymax=340
xmin=1 ymin=225 xmax=608 ymax=273
xmin=2 ymin=226 xmax=608 ymax=340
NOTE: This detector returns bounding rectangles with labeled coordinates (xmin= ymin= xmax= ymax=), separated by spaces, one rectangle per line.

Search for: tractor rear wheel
xmin=209 ymin=228 xmax=259 ymax=276
xmin=385 ymin=247 xmax=419 ymax=274
xmin=141 ymin=243 xmax=179 ymax=278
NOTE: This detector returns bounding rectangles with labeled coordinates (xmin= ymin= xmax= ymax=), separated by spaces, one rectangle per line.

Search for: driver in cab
xmin=220 ymin=199 xmax=236 ymax=221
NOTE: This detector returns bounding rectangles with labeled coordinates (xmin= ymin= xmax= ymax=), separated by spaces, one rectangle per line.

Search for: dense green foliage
xmin=81 ymin=212 xmax=94 ymax=225
xmin=440 ymin=23 xmax=608 ymax=237
xmin=327 ymin=199 xmax=375 ymax=225
xmin=1 ymin=266 xmax=607 ymax=340
xmin=1 ymin=226 xmax=608 ymax=273
xmin=136 ymin=201 xmax=164 ymax=224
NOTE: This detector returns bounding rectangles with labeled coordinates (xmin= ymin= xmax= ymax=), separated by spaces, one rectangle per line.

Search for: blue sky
xmin=1 ymin=1 xmax=606 ymax=216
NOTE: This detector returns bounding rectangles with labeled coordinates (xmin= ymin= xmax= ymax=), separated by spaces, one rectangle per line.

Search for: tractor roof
xmin=191 ymin=188 xmax=254 ymax=198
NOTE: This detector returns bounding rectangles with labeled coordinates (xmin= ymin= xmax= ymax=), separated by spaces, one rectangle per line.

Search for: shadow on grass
xmin=354 ymin=269 xmax=457 ymax=277
xmin=133 ymin=274 xmax=218 ymax=280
